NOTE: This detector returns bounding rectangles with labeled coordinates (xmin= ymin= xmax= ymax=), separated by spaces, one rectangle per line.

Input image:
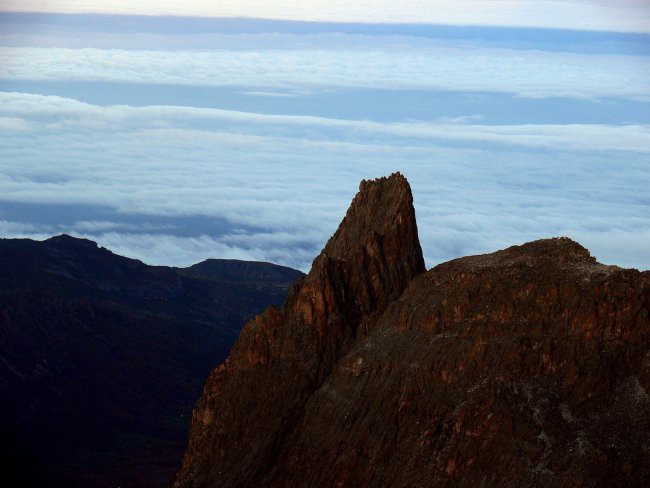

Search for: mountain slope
xmin=174 ymin=173 xmax=650 ymax=487
xmin=0 ymin=235 xmax=303 ymax=488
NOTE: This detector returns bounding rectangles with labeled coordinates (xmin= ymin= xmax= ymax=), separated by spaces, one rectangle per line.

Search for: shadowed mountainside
xmin=0 ymin=235 xmax=303 ymax=488
xmin=174 ymin=173 xmax=650 ymax=487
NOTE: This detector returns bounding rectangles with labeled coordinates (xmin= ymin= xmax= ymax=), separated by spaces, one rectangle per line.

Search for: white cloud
xmin=3 ymin=1 xmax=650 ymax=33
xmin=0 ymin=116 xmax=31 ymax=131
xmin=0 ymin=92 xmax=648 ymax=270
xmin=1 ymin=46 xmax=648 ymax=100
xmin=70 ymin=220 xmax=172 ymax=232
xmin=0 ymin=219 xmax=45 ymax=234
xmin=70 ymin=220 xmax=124 ymax=232
xmin=2 ymin=92 xmax=650 ymax=153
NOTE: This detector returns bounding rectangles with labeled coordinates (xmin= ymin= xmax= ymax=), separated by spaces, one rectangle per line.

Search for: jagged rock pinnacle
xmin=173 ymin=173 xmax=426 ymax=487
xmin=295 ymin=172 xmax=425 ymax=342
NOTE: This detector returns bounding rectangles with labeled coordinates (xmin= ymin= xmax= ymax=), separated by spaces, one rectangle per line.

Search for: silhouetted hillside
xmin=0 ymin=235 xmax=303 ymax=488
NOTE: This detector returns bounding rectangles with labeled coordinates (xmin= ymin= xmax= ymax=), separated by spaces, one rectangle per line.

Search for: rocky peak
xmin=174 ymin=174 xmax=650 ymax=488
xmin=46 ymin=233 xmax=99 ymax=249
xmin=322 ymin=172 xmax=421 ymax=261
xmin=291 ymin=172 xmax=425 ymax=347
xmin=173 ymin=173 xmax=425 ymax=487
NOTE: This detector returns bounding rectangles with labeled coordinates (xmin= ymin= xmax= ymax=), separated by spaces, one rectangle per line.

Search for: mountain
xmin=0 ymin=235 xmax=303 ymax=488
xmin=174 ymin=173 xmax=650 ymax=487
xmin=182 ymin=259 xmax=304 ymax=285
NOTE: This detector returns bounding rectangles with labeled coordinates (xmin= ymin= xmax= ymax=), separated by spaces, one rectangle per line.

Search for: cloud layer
xmin=1 ymin=92 xmax=648 ymax=270
xmin=2 ymin=92 xmax=650 ymax=153
xmin=1 ymin=10 xmax=648 ymax=271
xmin=2 ymin=46 xmax=649 ymax=100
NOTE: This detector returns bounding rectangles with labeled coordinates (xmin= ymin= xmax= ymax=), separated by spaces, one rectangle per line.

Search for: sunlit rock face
xmin=174 ymin=174 xmax=650 ymax=488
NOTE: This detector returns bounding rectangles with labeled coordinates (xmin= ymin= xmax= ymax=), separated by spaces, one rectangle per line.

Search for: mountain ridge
xmin=0 ymin=234 xmax=303 ymax=488
xmin=174 ymin=173 xmax=650 ymax=487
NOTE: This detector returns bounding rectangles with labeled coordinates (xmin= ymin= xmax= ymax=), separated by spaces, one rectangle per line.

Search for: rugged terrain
xmin=0 ymin=235 xmax=302 ymax=488
xmin=174 ymin=173 xmax=650 ymax=487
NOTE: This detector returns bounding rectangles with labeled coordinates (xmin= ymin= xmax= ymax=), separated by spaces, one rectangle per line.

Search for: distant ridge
xmin=183 ymin=258 xmax=303 ymax=285
xmin=0 ymin=234 xmax=303 ymax=488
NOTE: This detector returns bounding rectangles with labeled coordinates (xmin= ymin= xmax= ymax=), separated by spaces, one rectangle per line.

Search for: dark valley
xmin=0 ymin=235 xmax=303 ymax=487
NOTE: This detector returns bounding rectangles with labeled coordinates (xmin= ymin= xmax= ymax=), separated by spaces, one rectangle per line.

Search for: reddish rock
xmin=174 ymin=174 xmax=650 ymax=487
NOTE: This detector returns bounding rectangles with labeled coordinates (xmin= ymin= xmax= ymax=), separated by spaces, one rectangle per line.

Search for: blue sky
xmin=0 ymin=3 xmax=649 ymax=270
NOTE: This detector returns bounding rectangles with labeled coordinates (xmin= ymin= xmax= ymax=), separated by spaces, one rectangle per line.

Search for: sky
xmin=0 ymin=2 xmax=649 ymax=271
xmin=3 ymin=1 xmax=650 ymax=32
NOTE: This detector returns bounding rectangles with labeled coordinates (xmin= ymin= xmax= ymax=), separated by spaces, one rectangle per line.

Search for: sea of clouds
xmin=0 ymin=14 xmax=648 ymax=270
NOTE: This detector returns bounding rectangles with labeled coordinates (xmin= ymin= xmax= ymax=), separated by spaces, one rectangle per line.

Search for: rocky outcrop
xmin=174 ymin=173 xmax=425 ymax=486
xmin=271 ymin=238 xmax=650 ymax=487
xmin=174 ymin=174 xmax=650 ymax=487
